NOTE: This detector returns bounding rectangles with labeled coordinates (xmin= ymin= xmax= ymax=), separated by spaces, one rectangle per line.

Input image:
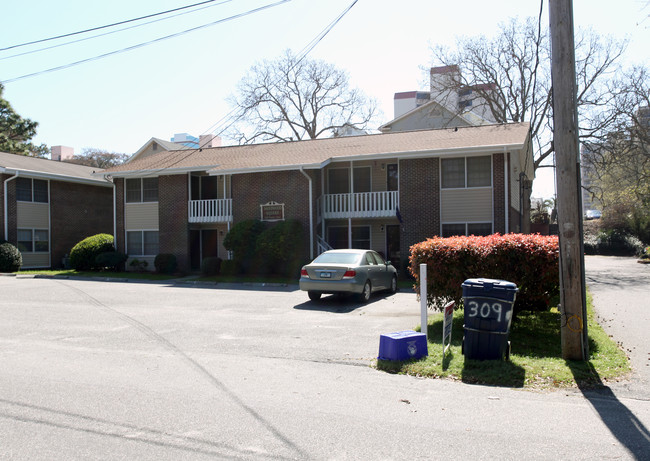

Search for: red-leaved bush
xmin=409 ymin=233 xmax=559 ymax=313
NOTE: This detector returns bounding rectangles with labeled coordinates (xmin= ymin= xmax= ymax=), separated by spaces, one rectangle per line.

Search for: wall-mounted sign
xmin=260 ymin=201 xmax=285 ymax=221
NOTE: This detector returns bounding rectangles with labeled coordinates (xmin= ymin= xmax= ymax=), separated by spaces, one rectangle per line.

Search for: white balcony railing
xmin=321 ymin=191 xmax=399 ymax=219
xmin=188 ymin=199 xmax=233 ymax=223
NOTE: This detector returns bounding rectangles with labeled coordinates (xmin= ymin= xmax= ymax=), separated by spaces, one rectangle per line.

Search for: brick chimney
xmin=51 ymin=145 xmax=74 ymax=161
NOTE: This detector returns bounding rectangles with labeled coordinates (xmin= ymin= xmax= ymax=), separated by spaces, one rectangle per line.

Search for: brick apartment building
xmin=1 ymin=152 xmax=113 ymax=269
xmin=100 ymin=123 xmax=533 ymax=274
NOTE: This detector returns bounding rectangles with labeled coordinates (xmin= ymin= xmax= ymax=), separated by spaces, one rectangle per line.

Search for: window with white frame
xmin=126 ymin=230 xmax=159 ymax=256
xmin=441 ymin=155 xmax=492 ymax=189
xmin=17 ymin=229 xmax=49 ymax=253
xmin=328 ymin=226 xmax=371 ymax=249
xmin=16 ymin=178 xmax=48 ymax=203
xmin=442 ymin=223 xmax=492 ymax=238
xmin=327 ymin=167 xmax=371 ymax=194
xmin=125 ymin=177 xmax=158 ymax=203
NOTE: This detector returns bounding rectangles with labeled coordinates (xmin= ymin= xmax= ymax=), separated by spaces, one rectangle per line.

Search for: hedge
xmin=409 ymin=233 xmax=559 ymax=313
xmin=69 ymin=234 xmax=115 ymax=271
xmin=95 ymin=251 xmax=128 ymax=271
xmin=201 ymin=256 xmax=221 ymax=276
xmin=0 ymin=242 xmax=22 ymax=272
xmin=154 ymin=253 xmax=178 ymax=274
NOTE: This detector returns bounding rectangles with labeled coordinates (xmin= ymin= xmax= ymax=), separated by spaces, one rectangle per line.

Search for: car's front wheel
xmin=308 ymin=291 xmax=321 ymax=301
xmin=358 ymin=281 xmax=371 ymax=303
xmin=389 ymin=275 xmax=397 ymax=294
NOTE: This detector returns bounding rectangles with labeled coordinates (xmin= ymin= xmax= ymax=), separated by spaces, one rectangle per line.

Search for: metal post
xmin=420 ymin=263 xmax=428 ymax=342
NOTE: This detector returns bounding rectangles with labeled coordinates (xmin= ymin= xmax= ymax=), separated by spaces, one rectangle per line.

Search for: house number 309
xmin=467 ymin=301 xmax=503 ymax=322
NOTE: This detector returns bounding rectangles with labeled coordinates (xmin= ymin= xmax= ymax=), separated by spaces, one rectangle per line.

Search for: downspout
xmin=300 ymin=167 xmax=314 ymax=260
xmin=320 ymin=169 xmax=325 ymax=239
xmin=504 ymin=147 xmax=509 ymax=234
xmin=104 ymin=175 xmax=116 ymax=250
xmin=3 ymin=170 xmax=19 ymax=241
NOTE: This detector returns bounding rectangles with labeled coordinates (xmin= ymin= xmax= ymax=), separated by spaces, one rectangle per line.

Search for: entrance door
xmin=190 ymin=229 xmax=220 ymax=271
xmin=190 ymin=230 xmax=200 ymax=270
xmin=202 ymin=229 xmax=219 ymax=261
xmin=386 ymin=225 xmax=401 ymax=269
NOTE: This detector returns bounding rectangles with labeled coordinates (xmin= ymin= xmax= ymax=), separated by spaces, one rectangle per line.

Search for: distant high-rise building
xmin=171 ymin=133 xmax=200 ymax=148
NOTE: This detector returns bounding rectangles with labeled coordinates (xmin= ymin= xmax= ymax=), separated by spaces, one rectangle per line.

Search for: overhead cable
xmin=1 ymin=0 xmax=291 ymax=84
xmin=0 ymin=0 xmax=224 ymax=52
xmin=0 ymin=0 xmax=234 ymax=61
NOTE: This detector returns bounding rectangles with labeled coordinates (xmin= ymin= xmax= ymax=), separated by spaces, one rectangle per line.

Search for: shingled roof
xmin=101 ymin=122 xmax=531 ymax=177
xmin=0 ymin=151 xmax=111 ymax=186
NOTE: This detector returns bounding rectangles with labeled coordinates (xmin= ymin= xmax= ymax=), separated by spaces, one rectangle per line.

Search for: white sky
xmin=1 ymin=0 xmax=648 ymax=199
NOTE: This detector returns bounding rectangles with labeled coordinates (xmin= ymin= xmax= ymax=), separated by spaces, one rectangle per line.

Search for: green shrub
xmin=201 ymin=257 xmax=221 ymax=275
xmin=154 ymin=253 xmax=178 ymax=274
xmin=409 ymin=233 xmax=559 ymax=314
xmin=220 ymin=259 xmax=240 ymax=276
xmin=255 ymin=220 xmax=304 ymax=276
xmin=223 ymin=219 xmax=267 ymax=274
xmin=95 ymin=251 xmax=127 ymax=271
xmin=129 ymin=259 xmax=149 ymax=271
xmin=69 ymin=234 xmax=114 ymax=271
xmin=0 ymin=242 xmax=22 ymax=272
xmin=583 ymin=229 xmax=645 ymax=256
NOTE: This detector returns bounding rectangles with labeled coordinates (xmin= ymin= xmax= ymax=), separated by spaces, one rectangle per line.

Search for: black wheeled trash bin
xmin=462 ymin=278 xmax=518 ymax=360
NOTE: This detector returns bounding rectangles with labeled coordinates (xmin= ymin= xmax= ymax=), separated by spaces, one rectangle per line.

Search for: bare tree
xmin=582 ymin=65 xmax=650 ymax=240
xmin=227 ymin=50 xmax=378 ymax=144
xmin=64 ymin=148 xmax=129 ymax=169
xmin=428 ymin=14 xmax=628 ymax=173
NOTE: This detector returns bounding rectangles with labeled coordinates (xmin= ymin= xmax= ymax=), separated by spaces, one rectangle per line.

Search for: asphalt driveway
xmin=1 ymin=275 xmax=648 ymax=460
xmin=585 ymin=255 xmax=650 ymax=398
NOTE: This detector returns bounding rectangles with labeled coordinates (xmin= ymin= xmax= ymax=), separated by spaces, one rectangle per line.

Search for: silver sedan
xmin=299 ymin=249 xmax=398 ymax=302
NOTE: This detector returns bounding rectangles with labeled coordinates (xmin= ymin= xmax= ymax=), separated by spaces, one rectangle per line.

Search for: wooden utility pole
xmin=549 ymin=0 xmax=588 ymax=360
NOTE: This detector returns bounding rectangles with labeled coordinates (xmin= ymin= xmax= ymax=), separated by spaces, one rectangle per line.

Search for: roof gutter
xmin=98 ymin=164 xmax=222 ymax=179
xmin=2 ymin=167 xmax=111 ymax=187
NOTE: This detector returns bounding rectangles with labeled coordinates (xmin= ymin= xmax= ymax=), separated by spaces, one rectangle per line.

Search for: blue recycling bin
xmin=378 ymin=330 xmax=428 ymax=361
xmin=462 ymin=278 xmax=518 ymax=360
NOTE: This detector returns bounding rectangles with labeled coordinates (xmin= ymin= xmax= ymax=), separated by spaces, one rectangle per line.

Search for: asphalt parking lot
xmin=1 ymin=275 xmax=648 ymax=460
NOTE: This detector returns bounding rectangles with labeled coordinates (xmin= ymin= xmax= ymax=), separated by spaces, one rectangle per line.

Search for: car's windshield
xmin=313 ymin=253 xmax=360 ymax=264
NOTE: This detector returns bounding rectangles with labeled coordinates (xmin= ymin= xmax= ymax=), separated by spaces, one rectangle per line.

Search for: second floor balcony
xmin=320 ymin=191 xmax=399 ymax=219
xmin=188 ymin=199 xmax=233 ymax=223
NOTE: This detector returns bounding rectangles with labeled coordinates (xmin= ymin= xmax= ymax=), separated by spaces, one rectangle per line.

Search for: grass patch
xmin=18 ymin=270 xmax=176 ymax=281
xmin=376 ymin=292 xmax=630 ymax=389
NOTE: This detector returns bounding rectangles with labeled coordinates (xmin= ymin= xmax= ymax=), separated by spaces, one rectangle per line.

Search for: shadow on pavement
xmin=568 ymin=361 xmax=650 ymax=459
xmin=294 ymin=292 xmax=389 ymax=313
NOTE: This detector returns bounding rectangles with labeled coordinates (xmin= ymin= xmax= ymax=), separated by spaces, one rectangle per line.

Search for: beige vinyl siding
xmin=441 ymin=188 xmax=493 ymax=222
xmin=125 ymin=203 xmax=159 ymax=230
xmin=370 ymin=223 xmax=383 ymax=254
xmin=17 ymin=202 xmax=49 ymax=228
xmin=22 ymin=253 xmax=49 ymax=268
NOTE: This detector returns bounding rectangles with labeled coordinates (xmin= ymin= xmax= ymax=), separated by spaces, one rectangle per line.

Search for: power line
xmin=0 ymin=1 xmax=234 ymax=61
xmin=0 ymin=0 xmax=223 ymax=52
xmin=203 ymin=0 xmax=359 ymax=140
xmin=144 ymin=0 xmax=360 ymax=174
xmin=1 ymin=0 xmax=291 ymax=84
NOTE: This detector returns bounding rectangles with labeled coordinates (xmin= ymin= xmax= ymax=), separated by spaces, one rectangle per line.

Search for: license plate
xmin=320 ymin=272 xmax=331 ymax=278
